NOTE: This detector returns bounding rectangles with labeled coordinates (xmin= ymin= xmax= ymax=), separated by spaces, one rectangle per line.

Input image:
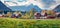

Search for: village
xmin=0 ymin=1 xmax=60 ymax=19
xmin=0 ymin=9 xmax=60 ymax=19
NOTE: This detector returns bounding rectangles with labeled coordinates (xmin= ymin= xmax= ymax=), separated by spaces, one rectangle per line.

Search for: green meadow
xmin=0 ymin=18 xmax=60 ymax=28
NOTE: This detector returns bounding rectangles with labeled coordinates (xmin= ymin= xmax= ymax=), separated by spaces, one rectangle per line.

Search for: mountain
xmin=0 ymin=1 xmax=12 ymax=11
xmin=9 ymin=4 xmax=42 ymax=12
xmin=53 ymin=5 xmax=60 ymax=12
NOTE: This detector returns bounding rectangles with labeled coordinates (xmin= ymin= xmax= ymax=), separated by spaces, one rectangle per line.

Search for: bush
xmin=0 ymin=18 xmax=60 ymax=28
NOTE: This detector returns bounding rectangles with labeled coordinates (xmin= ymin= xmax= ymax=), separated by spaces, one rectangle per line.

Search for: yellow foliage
xmin=6 ymin=12 xmax=12 ymax=17
xmin=47 ymin=10 xmax=55 ymax=16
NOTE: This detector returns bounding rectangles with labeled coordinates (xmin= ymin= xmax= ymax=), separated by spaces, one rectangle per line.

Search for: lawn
xmin=0 ymin=18 xmax=60 ymax=28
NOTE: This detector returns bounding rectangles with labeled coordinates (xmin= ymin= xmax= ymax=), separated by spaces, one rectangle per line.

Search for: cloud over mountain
xmin=0 ymin=0 xmax=60 ymax=10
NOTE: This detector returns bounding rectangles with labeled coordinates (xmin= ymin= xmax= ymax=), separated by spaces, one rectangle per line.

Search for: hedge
xmin=0 ymin=18 xmax=60 ymax=28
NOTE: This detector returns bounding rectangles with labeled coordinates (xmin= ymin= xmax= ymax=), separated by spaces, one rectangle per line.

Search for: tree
xmin=29 ymin=8 xmax=36 ymax=19
xmin=47 ymin=10 xmax=52 ymax=15
xmin=21 ymin=8 xmax=36 ymax=19
xmin=47 ymin=10 xmax=55 ymax=16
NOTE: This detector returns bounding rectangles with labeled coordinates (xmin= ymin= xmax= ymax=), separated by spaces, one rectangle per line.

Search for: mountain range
xmin=9 ymin=4 xmax=42 ymax=12
xmin=0 ymin=1 xmax=11 ymax=11
xmin=53 ymin=5 xmax=60 ymax=12
xmin=0 ymin=1 xmax=60 ymax=13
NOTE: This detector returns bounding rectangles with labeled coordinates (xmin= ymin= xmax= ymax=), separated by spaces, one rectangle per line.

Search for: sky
xmin=0 ymin=0 xmax=60 ymax=10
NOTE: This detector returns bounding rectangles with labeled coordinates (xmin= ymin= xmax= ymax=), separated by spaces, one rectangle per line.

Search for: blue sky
xmin=41 ymin=0 xmax=57 ymax=9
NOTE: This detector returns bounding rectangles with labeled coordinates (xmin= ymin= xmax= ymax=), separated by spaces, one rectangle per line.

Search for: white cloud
xmin=46 ymin=0 xmax=60 ymax=10
xmin=0 ymin=0 xmax=4 ymax=3
xmin=5 ymin=2 xmax=17 ymax=6
xmin=55 ymin=0 xmax=60 ymax=4
xmin=16 ymin=1 xmax=31 ymax=6
xmin=4 ymin=0 xmax=32 ymax=6
xmin=1 ymin=0 xmax=60 ymax=10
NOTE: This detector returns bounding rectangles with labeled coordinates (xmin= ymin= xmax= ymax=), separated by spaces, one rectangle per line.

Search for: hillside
xmin=0 ymin=1 xmax=11 ymax=11
xmin=53 ymin=5 xmax=60 ymax=12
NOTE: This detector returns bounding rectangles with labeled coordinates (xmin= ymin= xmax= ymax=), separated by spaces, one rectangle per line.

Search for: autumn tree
xmin=47 ymin=10 xmax=55 ymax=16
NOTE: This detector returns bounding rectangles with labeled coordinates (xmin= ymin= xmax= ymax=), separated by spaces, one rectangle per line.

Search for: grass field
xmin=0 ymin=18 xmax=60 ymax=28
